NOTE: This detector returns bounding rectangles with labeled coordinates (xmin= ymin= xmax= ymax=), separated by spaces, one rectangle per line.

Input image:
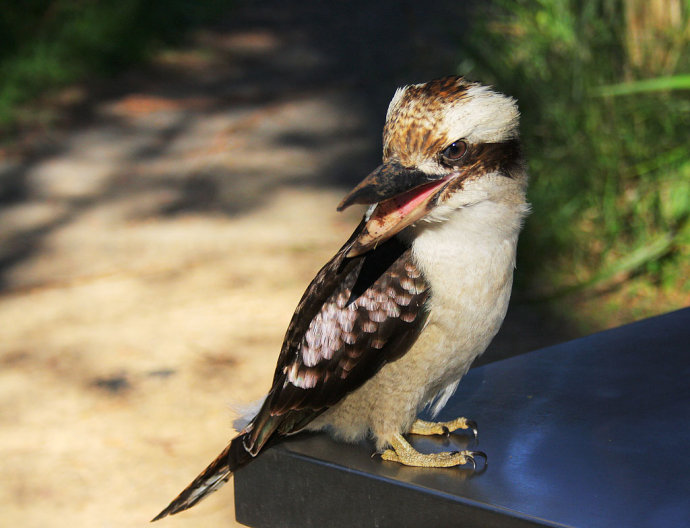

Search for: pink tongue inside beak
xmin=347 ymin=177 xmax=449 ymax=257
xmin=377 ymin=179 xmax=447 ymax=218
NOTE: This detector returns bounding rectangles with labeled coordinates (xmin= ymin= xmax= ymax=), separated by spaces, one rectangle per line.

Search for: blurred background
xmin=0 ymin=0 xmax=688 ymax=526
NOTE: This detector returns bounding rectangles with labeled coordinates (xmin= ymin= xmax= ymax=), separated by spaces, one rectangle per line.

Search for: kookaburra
xmin=154 ymin=76 xmax=529 ymax=520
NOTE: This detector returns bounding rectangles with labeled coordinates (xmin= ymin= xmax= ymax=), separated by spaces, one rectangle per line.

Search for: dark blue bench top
xmin=234 ymin=307 xmax=690 ymax=527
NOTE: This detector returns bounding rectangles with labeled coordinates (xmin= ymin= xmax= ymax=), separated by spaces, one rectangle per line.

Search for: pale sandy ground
xmin=0 ymin=2 xmax=573 ymax=527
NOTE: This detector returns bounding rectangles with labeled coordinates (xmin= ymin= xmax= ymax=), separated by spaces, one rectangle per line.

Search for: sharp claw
xmin=468 ymin=456 xmax=476 ymax=471
xmin=466 ymin=419 xmax=478 ymax=442
xmin=469 ymin=450 xmax=487 ymax=469
xmin=442 ymin=425 xmax=450 ymax=437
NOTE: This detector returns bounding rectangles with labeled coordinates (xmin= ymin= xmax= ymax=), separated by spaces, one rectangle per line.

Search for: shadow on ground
xmin=1 ymin=0 xmax=468 ymax=281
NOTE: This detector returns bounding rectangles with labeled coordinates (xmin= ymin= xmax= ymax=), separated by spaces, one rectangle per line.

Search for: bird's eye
xmin=441 ymin=140 xmax=467 ymax=163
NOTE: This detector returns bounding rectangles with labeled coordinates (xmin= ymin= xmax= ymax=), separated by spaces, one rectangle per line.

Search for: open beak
xmin=337 ymin=162 xmax=453 ymax=257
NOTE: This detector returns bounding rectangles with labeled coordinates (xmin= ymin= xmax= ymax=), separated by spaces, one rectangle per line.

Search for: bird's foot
xmin=380 ymin=433 xmax=486 ymax=469
xmin=409 ymin=417 xmax=478 ymax=440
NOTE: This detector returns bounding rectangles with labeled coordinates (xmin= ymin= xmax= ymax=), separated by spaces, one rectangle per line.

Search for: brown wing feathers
xmin=244 ymin=232 xmax=430 ymax=455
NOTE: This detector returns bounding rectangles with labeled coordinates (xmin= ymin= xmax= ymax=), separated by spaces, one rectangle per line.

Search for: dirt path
xmin=0 ymin=2 xmax=572 ymax=526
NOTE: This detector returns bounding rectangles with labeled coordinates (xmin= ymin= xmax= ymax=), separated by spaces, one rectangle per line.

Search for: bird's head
xmin=338 ymin=76 xmax=528 ymax=257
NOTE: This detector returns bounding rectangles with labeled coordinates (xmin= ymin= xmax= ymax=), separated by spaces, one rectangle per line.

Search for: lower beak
xmin=337 ymin=162 xmax=452 ymax=257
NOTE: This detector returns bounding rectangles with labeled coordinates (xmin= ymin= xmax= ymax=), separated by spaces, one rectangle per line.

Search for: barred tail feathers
xmin=152 ymin=434 xmax=252 ymax=521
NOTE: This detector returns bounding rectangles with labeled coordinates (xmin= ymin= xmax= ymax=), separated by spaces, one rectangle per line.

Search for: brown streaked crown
xmin=383 ymin=76 xmax=472 ymax=166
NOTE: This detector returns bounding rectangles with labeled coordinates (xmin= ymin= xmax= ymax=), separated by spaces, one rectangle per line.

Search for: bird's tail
xmin=152 ymin=433 xmax=253 ymax=521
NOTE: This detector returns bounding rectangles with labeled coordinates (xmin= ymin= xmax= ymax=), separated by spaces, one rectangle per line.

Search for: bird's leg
xmin=409 ymin=417 xmax=478 ymax=440
xmin=380 ymin=433 xmax=486 ymax=469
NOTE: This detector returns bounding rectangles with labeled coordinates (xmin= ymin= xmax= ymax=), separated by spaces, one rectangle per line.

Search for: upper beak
xmin=338 ymin=162 xmax=453 ymax=257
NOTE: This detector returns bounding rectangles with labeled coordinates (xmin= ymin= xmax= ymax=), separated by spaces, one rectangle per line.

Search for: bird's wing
xmin=243 ymin=221 xmax=430 ymax=454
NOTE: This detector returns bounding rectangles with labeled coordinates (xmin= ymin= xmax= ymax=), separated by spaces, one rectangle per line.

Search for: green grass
xmin=0 ymin=0 xmax=230 ymax=132
xmin=457 ymin=0 xmax=690 ymax=311
xmin=597 ymin=74 xmax=690 ymax=95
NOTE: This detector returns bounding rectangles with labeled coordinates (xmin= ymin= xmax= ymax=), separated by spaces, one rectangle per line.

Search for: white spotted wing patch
xmin=283 ymin=249 xmax=429 ymax=394
xmin=285 ymin=362 xmax=319 ymax=389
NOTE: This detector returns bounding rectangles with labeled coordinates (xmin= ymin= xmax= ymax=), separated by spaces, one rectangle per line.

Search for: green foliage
xmin=0 ymin=0 xmax=229 ymax=128
xmin=598 ymin=74 xmax=690 ymax=95
xmin=458 ymin=0 xmax=690 ymax=296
